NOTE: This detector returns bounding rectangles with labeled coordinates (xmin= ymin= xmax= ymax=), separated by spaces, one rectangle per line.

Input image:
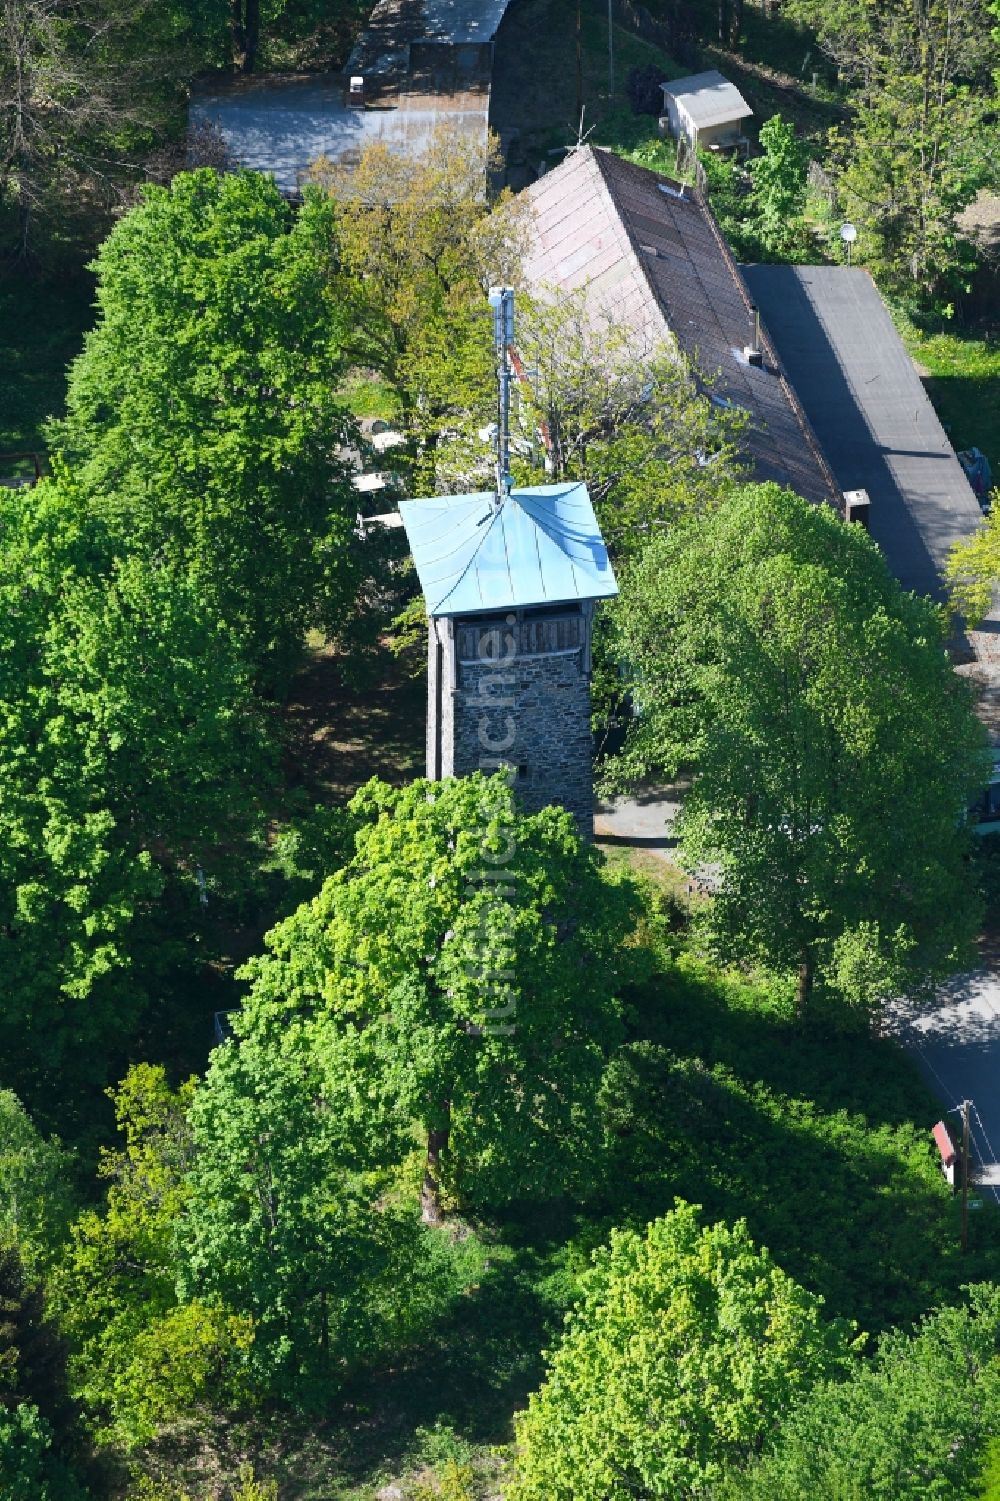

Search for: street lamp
xmin=840 ymin=221 xmax=857 ymax=266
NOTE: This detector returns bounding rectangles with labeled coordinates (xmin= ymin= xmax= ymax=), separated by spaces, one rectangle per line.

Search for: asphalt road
xmin=887 ymin=967 xmax=1000 ymax=1200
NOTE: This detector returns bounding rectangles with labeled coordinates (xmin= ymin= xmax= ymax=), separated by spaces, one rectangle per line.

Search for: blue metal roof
xmin=397 ymin=482 xmax=618 ymax=617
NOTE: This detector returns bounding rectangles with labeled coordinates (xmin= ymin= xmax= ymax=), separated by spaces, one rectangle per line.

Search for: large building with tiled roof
xmin=522 ymin=145 xmax=841 ymax=512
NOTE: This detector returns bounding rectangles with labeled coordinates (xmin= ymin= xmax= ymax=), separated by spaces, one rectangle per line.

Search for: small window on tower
xmin=518 ymin=763 xmax=529 ymax=780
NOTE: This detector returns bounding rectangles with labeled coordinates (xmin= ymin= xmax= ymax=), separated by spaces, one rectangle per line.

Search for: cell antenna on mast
xmin=488 ymin=286 xmax=515 ymax=509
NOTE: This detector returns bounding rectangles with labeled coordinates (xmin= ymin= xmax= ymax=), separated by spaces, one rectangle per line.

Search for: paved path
xmin=594 ymin=786 xmax=682 ymax=852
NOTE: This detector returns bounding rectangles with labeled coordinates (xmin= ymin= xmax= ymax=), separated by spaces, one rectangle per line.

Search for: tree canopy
xmin=946 ymin=503 xmax=1000 ymax=623
xmin=175 ymin=1027 xmax=440 ymax=1403
xmin=308 ymin=130 xmax=525 ymax=492
xmin=725 ymin=1284 xmax=1000 ymax=1500
xmin=512 ymin=290 xmax=746 ymax=560
xmin=50 ymin=169 xmax=361 ymax=684
xmin=0 ymin=472 xmax=271 ymax=1099
xmin=511 ymin=1200 xmax=859 ymax=1501
xmin=788 ymin=0 xmax=998 ymax=302
xmin=609 ymin=483 xmax=988 ymax=1018
xmin=50 ymin=1066 xmax=253 ymax=1448
xmin=236 ymin=773 xmax=642 ymax=1221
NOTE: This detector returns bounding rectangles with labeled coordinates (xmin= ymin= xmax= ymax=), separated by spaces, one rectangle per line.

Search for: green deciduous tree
xmin=0 ymin=1401 xmax=86 ymax=1500
xmin=513 ymin=290 xmax=746 ymax=561
xmin=788 ymin=0 xmax=998 ymax=303
xmin=748 ymin=115 xmax=810 ymax=259
xmin=511 ymin=1200 xmax=859 ymax=1501
xmin=237 ymin=773 xmax=641 ymax=1223
xmin=51 ymin=169 xmax=360 ymax=684
xmin=0 ymin=475 xmax=271 ymax=1095
xmin=610 ymin=483 xmax=987 ymax=1020
xmin=726 ymin=1284 xmax=1000 ymax=1500
xmin=0 ymin=1094 xmax=75 ymax=1274
xmin=176 ymin=1027 xmax=442 ymax=1402
xmin=0 ymin=1244 xmax=87 ymax=1499
xmin=308 ymin=131 xmax=527 ymax=492
xmin=946 ymin=500 xmax=1000 ymax=621
xmin=51 ymin=1066 xmax=251 ymax=1446
xmin=0 ymin=0 xmax=227 ymax=259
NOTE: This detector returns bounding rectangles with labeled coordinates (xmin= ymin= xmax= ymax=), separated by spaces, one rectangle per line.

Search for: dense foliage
xmin=610 ymin=483 xmax=988 ymax=1018
xmin=724 ymin=1285 xmax=1000 ymax=1499
xmin=235 ymin=774 xmax=642 ymax=1222
xmin=51 ymin=170 xmax=361 ymax=685
xmin=511 ymin=1201 xmax=859 ymax=1500
xmin=0 ymin=8 xmax=997 ymax=1480
xmin=788 ymin=0 xmax=998 ymax=305
xmin=0 ymin=472 xmax=271 ymax=1103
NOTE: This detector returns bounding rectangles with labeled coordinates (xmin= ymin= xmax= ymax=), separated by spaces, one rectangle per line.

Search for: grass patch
xmin=896 ymin=315 xmax=1000 ymax=475
xmin=0 ymin=270 xmax=94 ymax=454
xmin=491 ymin=0 xmax=682 ymax=158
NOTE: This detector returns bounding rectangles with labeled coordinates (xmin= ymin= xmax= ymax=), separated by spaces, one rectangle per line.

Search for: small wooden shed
xmin=660 ymin=70 xmax=752 ymax=155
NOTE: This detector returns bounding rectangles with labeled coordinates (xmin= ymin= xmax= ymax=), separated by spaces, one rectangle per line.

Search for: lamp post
xmin=840 ymin=221 xmax=857 ymax=266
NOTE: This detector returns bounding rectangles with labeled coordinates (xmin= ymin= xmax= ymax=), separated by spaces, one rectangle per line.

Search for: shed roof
xmin=522 ymin=147 xmax=839 ymax=509
xmin=742 ymin=265 xmax=984 ymax=601
xmin=397 ymin=482 xmax=618 ymax=617
xmin=661 ymin=70 xmax=752 ymax=128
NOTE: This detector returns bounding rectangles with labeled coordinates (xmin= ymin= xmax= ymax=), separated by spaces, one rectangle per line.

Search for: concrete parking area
xmin=191 ymin=72 xmax=490 ymax=193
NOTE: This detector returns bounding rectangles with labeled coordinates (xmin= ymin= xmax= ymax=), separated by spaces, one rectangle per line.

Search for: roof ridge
xmin=595 ymin=147 xmax=841 ymax=513
xmin=428 ymin=494 xmax=504 ymax=615
xmin=590 ymin=148 xmax=691 ymax=344
xmin=693 ymin=188 xmax=842 ymax=510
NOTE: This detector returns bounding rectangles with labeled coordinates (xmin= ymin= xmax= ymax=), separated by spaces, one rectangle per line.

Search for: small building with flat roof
xmin=660 ymin=70 xmax=752 ymax=155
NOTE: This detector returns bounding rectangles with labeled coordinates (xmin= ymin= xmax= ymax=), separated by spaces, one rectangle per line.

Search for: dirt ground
xmin=281 ymin=638 xmax=426 ymax=803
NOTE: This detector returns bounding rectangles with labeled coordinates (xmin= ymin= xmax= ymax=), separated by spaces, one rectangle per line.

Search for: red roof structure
xmin=933 ymin=1120 xmax=958 ymax=1168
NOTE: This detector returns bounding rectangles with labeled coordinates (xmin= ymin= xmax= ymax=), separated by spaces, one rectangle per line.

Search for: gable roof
xmin=522 ymin=147 xmax=840 ymax=510
xmin=662 ymin=70 xmax=752 ymax=128
xmin=743 ymin=265 xmax=983 ymax=602
xmin=398 ymin=482 xmax=618 ymax=617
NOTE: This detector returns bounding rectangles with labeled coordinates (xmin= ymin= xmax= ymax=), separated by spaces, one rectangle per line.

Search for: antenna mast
xmin=488 ymin=286 xmax=515 ymax=508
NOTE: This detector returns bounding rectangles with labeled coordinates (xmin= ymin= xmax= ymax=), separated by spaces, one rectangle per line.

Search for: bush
xmin=727 ymin=1285 xmax=1000 ymax=1500
xmin=511 ymin=1201 xmax=859 ymax=1500
xmin=0 ymin=1403 xmax=86 ymax=1501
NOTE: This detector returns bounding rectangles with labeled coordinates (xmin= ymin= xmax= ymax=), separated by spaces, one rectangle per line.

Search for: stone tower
xmin=397 ymin=480 xmax=618 ymax=837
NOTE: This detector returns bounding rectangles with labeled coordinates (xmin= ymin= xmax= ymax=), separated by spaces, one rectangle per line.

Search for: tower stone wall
xmin=426 ymin=604 xmax=596 ymax=837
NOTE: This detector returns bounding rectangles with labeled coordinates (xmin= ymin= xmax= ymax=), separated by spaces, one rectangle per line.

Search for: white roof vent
xmin=843 ymin=488 xmax=871 ymax=528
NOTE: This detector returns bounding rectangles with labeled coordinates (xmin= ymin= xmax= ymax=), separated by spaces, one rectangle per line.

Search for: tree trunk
xmin=718 ymin=0 xmax=727 ymax=43
xmin=421 ymin=1112 xmax=451 ymax=1225
xmin=796 ymin=956 xmax=814 ymax=1016
xmin=243 ymin=0 xmax=260 ymax=73
xmin=231 ymin=0 xmax=247 ymax=69
xmin=730 ymin=0 xmax=744 ymax=43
